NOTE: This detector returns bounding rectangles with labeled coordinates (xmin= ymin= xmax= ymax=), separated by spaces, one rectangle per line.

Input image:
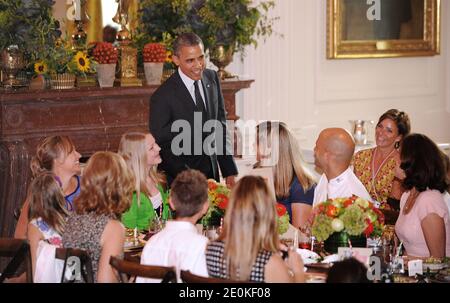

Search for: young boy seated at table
xmin=136 ymin=169 xmax=210 ymax=283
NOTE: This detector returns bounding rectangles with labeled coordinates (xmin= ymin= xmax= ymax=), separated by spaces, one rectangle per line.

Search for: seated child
xmin=137 ymin=169 xmax=210 ymax=283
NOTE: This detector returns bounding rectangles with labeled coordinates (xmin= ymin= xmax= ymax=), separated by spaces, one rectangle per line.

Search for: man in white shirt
xmin=136 ymin=169 xmax=210 ymax=283
xmin=313 ymin=128 xmax=372 ymax=206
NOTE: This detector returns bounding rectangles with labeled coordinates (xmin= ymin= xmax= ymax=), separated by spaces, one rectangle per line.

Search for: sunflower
xmin=165 ymin=50 xmax=173 ymax=63
xmin=34 ymin=61 xmax=48 ymax=74
xmin=74 ymin=51 xmax=90 ymax=72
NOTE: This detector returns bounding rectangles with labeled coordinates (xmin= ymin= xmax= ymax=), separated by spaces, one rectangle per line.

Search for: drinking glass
xmin=280 ymin=238 xmax=294 ymax=249
xmin=148 ymin=216 xmax=162 ymax=238
xmin=298 ymin=227 xmax=312 ymax=250
xmin=203 ymin=226 xmax=219 ymax=241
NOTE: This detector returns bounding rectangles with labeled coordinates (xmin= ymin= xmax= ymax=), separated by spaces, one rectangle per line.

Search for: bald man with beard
xmin=313 ymin=128 xmax=372 ymax=206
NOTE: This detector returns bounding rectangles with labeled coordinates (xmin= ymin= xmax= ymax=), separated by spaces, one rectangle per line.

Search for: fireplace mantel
xmin=0 ymin=79 xmax=253 ymax=238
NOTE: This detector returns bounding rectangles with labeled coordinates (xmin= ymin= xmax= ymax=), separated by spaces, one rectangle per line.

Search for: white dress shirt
xmin=313 ymin=167 xmax=372 ymax=206
xmin=178 ymin=67 xmax=207 ymax=108
xmin=136 ymin=220 xmax=209 ymax=283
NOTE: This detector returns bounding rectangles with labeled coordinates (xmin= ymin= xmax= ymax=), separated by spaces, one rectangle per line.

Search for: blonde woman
xmin=27 ymin=172 xmax=68 ymax=281
xmin=63 ymin=152 xmax=134 ymax=282
xmin=118 ymin=132 xmax=167 ymax=231
xmin=15 ymin=135 xmax=82 ymax=239
xmin=205 ymin=176 xmax=305 ymax=282
xmin=256 ymin=121 xmax=316 ymax=228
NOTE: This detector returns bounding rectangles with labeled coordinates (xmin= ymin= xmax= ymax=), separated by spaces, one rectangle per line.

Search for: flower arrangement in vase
xmin=0 ymin=0 xmax=61 ymax=81
xmin=311 ymin=196 xmax=385 ymax=253
xmin=142 ymin=42 xmax=167 ymax=85
xmin=92 ymin=42 xmax=118 ymax=87
xmin=34 ymin=40 xmax=94 ymax=89
xmin=276 ymin=203 xmax=290 ymax=235
xmin=200 ymin=179 xmax=230 ymax=228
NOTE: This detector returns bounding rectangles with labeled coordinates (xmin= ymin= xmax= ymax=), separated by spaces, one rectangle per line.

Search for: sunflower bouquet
xmin=34 ymin=40 xmax=95 ymax=77
xmin=200 ymin=179 xmax=230 ymax=228
xmin=311 ymin=196 xmax=385 ymax=242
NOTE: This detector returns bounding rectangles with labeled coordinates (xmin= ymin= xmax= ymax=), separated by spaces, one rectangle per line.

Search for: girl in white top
xmin=27 ymin=172 xmax=68 ymax=279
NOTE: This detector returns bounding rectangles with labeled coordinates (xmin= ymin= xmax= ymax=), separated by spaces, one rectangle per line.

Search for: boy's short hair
xmin=170 ymin=169 xmax=208 ymax=218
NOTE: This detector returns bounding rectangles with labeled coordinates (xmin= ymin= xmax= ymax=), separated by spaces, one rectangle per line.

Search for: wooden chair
xmin=55 ymin=247 xmax=94 ymax=283
xmin=109 ymin=256 xmax=176 ymax=283
xmin=13 ymin=207 xmax=21 ymax=221
xmin=0 ymin=238 xmax=32 ymax=283
xmin=180 ymin=270 xmax=244 ymax=283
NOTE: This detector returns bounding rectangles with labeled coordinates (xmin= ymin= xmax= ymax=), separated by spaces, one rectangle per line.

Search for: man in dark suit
xmin=150 ymin=33 xmax=238 ymax=186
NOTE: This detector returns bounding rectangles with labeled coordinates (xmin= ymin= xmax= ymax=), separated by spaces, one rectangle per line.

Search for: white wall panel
xmin=237 ymin=0 xmax=450 ymax=150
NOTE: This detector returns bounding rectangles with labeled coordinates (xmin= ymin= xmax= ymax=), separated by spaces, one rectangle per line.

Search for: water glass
xmin=298 ymin=232 xmax=312 ymax=250
xmin=148 ymin=216 xmax=162 ymax=236
xmin=280 ymin=238 xmax=294 ymax=249
xmin=203 ymin=226 xmax=219 ymax=241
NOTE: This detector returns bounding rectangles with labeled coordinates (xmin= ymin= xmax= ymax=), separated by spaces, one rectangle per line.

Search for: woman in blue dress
xmin=256 ymin=121 xmax=317 ymax=229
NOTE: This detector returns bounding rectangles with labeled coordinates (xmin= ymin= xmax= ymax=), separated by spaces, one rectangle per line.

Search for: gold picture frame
xmin=327 ymin=0 xmax=440 ymax=59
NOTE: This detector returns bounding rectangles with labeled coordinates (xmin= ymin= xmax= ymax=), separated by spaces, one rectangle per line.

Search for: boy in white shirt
xmin=137 ymin=169 xmax=210 ymax=283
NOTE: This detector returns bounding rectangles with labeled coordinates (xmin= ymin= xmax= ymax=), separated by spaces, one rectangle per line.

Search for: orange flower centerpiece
xmin=143 ymin=42 xmax=167 ymax=85
xmin=276 ymin=203 xmax=290 ymax=235
xmin=200 ymin=179 xmax=230 ymax=228
xmin=311 ymin=196 xmax=385 ymax=253
xmin=92 ymin=42 xmax=118 ymax=87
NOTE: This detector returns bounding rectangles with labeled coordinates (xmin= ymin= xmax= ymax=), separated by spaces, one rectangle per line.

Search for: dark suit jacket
xmin=150 ymin=69 xmax=238 ymax=184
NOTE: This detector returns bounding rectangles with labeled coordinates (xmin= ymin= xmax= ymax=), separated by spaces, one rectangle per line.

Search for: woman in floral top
xmin=353 ymin=109 xmax=411 ymax=210
xmin=27 ymin=172 xmax=69 ymax=277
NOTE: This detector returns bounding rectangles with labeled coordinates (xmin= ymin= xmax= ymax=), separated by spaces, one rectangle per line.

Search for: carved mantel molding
xmin=0 ymin=79 xmax=253 ymax=238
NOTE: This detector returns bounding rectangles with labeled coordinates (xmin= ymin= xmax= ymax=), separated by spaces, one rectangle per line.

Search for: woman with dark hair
xmin=395 ymin=134 xmax=450 ymax=258
xmin=353 ymin=109 xmax=411 ymax=210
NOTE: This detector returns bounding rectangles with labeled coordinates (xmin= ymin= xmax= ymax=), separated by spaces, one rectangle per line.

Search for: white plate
xmin=423 ymin=262 xmax=448 ymax=272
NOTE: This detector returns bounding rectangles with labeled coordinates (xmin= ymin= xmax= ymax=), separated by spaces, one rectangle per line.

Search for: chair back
xmin=109 ymin=256 xmax=176 ymax=283
xmin=0 ymin=238 xmax=32 ymax=283
xmin=13 ymin=207 xmax=21 ymax=221
xmin=55 ymin=247 xmax=94 ymax=283
xmin=180 ymin=270 xmax=243 ymax=283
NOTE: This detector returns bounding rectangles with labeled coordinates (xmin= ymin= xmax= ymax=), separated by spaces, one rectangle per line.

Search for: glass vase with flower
xmin=200 ymin=179 xmax=230 ymax=229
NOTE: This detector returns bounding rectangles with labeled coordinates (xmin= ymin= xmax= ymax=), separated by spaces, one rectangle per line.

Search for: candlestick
xmin=73 ymin=0 xmax=81 ymax=21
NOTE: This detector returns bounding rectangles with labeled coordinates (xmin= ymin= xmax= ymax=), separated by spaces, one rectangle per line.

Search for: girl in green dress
xmin=118 ymin=132 xmax=167 ymax=231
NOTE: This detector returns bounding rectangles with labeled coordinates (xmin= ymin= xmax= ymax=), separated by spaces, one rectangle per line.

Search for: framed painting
xmin=327 ymin=0 xmax=441 ymax=59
